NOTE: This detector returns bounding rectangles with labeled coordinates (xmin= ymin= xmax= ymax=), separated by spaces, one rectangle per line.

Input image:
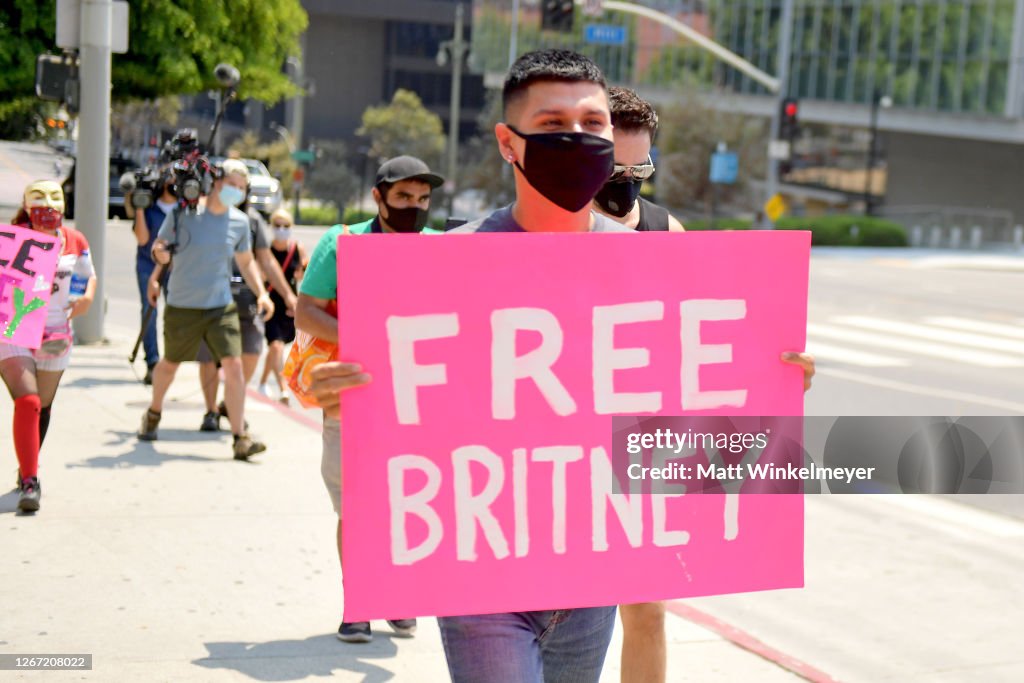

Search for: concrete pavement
xmin=0 ymin=327 xmax=810 ymax=682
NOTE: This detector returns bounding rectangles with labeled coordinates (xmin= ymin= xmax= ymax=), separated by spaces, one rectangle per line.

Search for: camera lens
xmin=182 ymin=178 xmax=201 ymax=201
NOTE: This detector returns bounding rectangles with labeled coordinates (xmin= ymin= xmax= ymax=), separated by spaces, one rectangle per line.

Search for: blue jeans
xmin=438 ymin=607 xmax=617 ymax=683
xmin=136 ymin=261 xmax=159 ymax=367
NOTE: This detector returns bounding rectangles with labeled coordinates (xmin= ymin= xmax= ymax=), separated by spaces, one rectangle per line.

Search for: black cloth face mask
xmin=382 ymin=203 xmax=429 ymax=233
xmin=506 ymin=125 xmax=615 ymax=212
xmin=594 ymin=178 xmax=643 ymax=217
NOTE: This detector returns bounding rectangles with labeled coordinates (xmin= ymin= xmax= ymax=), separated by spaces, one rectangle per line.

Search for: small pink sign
xmin=0 ymin=225 xmax=60 ymax=349
xmin=337 ymin=230 xmax=810 ymax=620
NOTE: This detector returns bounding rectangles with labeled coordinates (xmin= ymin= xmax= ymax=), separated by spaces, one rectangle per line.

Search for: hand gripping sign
xmin=0 ymin=225 xmax=61 ymax=348
xmin=337 ymin=230 xmax=810 ymax=620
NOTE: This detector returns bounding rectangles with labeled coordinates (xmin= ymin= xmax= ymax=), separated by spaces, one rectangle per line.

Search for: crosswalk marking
xmin=924 ymin=317 xmax=1024 ymax=342
xmin=805 ymin=341 xmax=910 ymax=368
xmin=807 ymin=322 xmax=1024 ymax=368
xmin=834 ymin=316 xmax=1024 ymax=356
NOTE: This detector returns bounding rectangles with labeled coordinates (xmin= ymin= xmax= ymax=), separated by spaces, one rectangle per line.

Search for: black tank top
xmin=270 ymin=243 xmax=300 ymax=288
xmin=635 ymin=198 xmax=670 ymax=232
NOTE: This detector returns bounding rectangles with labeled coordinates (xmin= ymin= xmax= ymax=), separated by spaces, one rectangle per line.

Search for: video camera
xmin=120 ymin=128 xmax=218 ymax=212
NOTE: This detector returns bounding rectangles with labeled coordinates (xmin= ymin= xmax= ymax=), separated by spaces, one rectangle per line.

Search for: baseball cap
xmin=220 ymin=158 xmax=250 ymax=182
xmin=375 ymin=156 xmax=444 ymax=189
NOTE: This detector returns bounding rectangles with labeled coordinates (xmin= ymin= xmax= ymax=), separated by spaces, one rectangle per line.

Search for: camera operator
xmin=137 ymin=162 xmax=274 ymax=461
xmin=128 ymin=169 xmax=177 ymax=385
xmin=196 ymin=158 xmax=297 ymax=432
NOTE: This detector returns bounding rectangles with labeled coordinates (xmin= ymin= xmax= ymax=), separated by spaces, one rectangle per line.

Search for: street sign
xmin=584 ymin=24 xmax=627 ymax=46
xmin=764 ymin=193 xmax=789 ymax=223
xmin=768 ymin=139 xmax=792 ymax=161
xmin=709 ymin=151 xmax=739 ymax=184
xmin=291 ymin=149 xmax=316 ymax=164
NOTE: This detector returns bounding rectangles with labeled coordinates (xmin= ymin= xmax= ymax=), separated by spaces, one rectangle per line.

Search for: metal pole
xmin=763 ymin=0 xmax=795 ymax=228
xmin=447 ymin=3 xmax=466 ymax=213
xmin=509 ymin=0 xmax=520 ymax=68
xmin=602 ymin=0 xmax=780 ymax=92
xmin=213 ymin=90 xmax=223 ymax=155
xmin=864 ymin=91 xmax=880 ymax=216
xmin=74 ymin=0 xmax=113 ymax=344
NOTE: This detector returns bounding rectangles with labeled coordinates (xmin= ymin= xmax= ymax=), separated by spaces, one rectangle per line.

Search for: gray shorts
xmin=321 ymin=418 xmax=342 ymax=516
xmin=196 ymin=314 xmax=264 ymax=361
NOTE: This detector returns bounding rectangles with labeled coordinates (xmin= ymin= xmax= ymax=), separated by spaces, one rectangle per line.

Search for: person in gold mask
xmin=3 ymin=180 xmax=96 ymax=512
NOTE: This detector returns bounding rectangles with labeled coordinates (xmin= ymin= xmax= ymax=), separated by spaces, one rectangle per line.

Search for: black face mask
xmin=507 ymin=125 xmax=615 ymax=212
xmin=594 ymin=179 xmax=643 ymax=217
xmin=382 ymin=202 xmax=428 ymax=233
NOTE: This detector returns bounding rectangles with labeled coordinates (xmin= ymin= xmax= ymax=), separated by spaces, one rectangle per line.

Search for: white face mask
xmin=273 ymin=228 xmax=291 ymax=241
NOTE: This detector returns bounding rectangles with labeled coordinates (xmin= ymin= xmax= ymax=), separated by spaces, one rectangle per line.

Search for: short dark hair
xmin=608 ymin=86 xmax=658 ymax=141
xmin=502 ymin=49 xmax=607 ymax=116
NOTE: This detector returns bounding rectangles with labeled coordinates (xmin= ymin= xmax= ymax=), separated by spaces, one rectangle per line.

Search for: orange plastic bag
xmin=284 ymin=300 xmax=337 ymax=408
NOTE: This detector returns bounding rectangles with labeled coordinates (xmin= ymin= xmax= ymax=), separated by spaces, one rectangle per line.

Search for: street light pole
xmin=74 ymin=0 xmax=114 ymax=343
xmin=764 ymin=0 xmax=795 ymax=228
xmin=864 ymin=90 xmax=891 ymax=216
xmin=439 ymin=3 xmax=468 ymax=213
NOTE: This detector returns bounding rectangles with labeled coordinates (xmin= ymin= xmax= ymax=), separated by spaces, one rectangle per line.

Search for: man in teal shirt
xmin=295 ymin=155 xmax=443 ymax=644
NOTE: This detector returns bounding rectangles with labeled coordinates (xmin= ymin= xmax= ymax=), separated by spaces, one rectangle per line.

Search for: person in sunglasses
xmin=258 ymin=208 xmax=308 ymax=404
xmin=592 ymin=86 xmax=685 ymax=233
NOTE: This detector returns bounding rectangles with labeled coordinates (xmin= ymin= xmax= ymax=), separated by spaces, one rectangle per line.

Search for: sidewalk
xmin=1 ymin=329 xmax=811 ymax=682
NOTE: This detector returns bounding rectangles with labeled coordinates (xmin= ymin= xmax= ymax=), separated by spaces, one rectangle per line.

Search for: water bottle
xmin=68 ymin=249 xmax=91 ymax=302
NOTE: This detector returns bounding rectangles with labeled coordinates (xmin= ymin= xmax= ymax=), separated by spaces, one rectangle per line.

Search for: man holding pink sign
xmin=310 ymin=50 xmax=814 ymax=683
xmin=2 ymin=180 xmax=95 ymax=512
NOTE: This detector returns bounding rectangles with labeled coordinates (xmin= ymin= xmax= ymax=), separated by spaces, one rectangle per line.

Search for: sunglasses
xmin=609 ymin=156 xmax=656 ymax=182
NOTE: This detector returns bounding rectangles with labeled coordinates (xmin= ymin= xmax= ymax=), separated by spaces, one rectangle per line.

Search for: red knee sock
xmin=13 ymin=394 xmax=41 ymax=479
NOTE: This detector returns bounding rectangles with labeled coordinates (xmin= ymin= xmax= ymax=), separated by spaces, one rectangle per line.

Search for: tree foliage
xmin=228 ymin=130 xmax=297 ymax=196
xmin=357 ymin=89 xmax=446 ymax=169
xmin=654 ymin=89 xmax=768 ymax=214
xmin=0 ymin=0 xmax=307 ymax=136
xmin=304 ymin=139 xmax=361 ymax=213
xmin=459 ymin=89 xmax=514 ymax=208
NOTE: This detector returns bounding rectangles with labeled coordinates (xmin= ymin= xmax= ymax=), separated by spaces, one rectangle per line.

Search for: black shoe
xmin=337 ymin=621 xmax=372 ymax=643
xmin=386 ymin=618 xmax=417 ymax=638
xmin=232 ymin=433 xmax=267 ymax=461
xmin=218 ymin=401 xmax=249 ymax=432
xmin=138 ymin=409 xmax=161 ymax=441
xmin=200 ymin=411 xmax=220 ymax=432
xmin=144 ymin=364 xmax=155 ymax=386
xmin=18 ymin=477 xmax=41 ymax=512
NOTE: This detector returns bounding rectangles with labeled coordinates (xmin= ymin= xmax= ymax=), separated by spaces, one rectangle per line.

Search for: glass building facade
xmin=472 ymin=0 xmax=1023 ymax=118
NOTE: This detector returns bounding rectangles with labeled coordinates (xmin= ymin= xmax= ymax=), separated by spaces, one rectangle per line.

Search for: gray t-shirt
xmin=231 ymin=207 xmax=270 ymax=287
xmin=451 ymin=205 xmax=631 ymax=233
xmin=157 ymin=205 xmax=251 ymax=309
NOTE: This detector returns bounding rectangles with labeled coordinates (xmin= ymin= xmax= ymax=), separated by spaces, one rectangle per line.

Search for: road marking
xmin=808 ymin=322 xmax=1023 ymax=367
xmin=925 ymin=316 xmax=1024 ymax=342
xmin=815 ymin=366 xmax=1024 ymax=413
xmin=806 ymin=341 xmax=910 ymax=367
xmin=834 ymin=316 xmax=1024 ymax=355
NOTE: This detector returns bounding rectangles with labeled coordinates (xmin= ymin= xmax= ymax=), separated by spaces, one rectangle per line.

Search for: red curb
xmin=666 ymin=601 xmax=842 ymax=683
xmin=245 ymin=387 xmax=323 ymax=432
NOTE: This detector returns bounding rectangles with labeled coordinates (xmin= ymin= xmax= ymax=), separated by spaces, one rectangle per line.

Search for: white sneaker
xmin=279 ymin=389 xmax=291 ymax=406
xmin=258 ymin=383 xmax=272 ymax=397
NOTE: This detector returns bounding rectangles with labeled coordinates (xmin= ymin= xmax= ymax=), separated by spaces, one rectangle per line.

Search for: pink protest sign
xmin=0 ymin=225 xmax=61 ymax=349
xmin=337 ymin=230 xmax=810 ymax=620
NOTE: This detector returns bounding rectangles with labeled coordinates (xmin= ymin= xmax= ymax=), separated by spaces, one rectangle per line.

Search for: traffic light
xmin=541 ymin=0 xmax=575 ymax=33
xmin=779 ymin=97 xmax=799 ymax=142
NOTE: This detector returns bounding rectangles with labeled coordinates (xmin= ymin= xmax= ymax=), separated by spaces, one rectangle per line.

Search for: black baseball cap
xmin=375 ymin=155 xmax=444 ymax=189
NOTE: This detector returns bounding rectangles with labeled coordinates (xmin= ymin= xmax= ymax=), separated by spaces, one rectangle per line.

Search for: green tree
xmin=460 ymin=89 xmax=514 ymax=208
xmin=0 ymin=0 xmax=307 ymax=136
xmin=357 ymin=89 xmax=446 ymax=169
xmin=228 ymin=130 xmax=297 ymax=197
xmin=654 ymin=89 xmax=768 ymax=215
xmin=304 ymin=139 xmax=361 ymax=213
